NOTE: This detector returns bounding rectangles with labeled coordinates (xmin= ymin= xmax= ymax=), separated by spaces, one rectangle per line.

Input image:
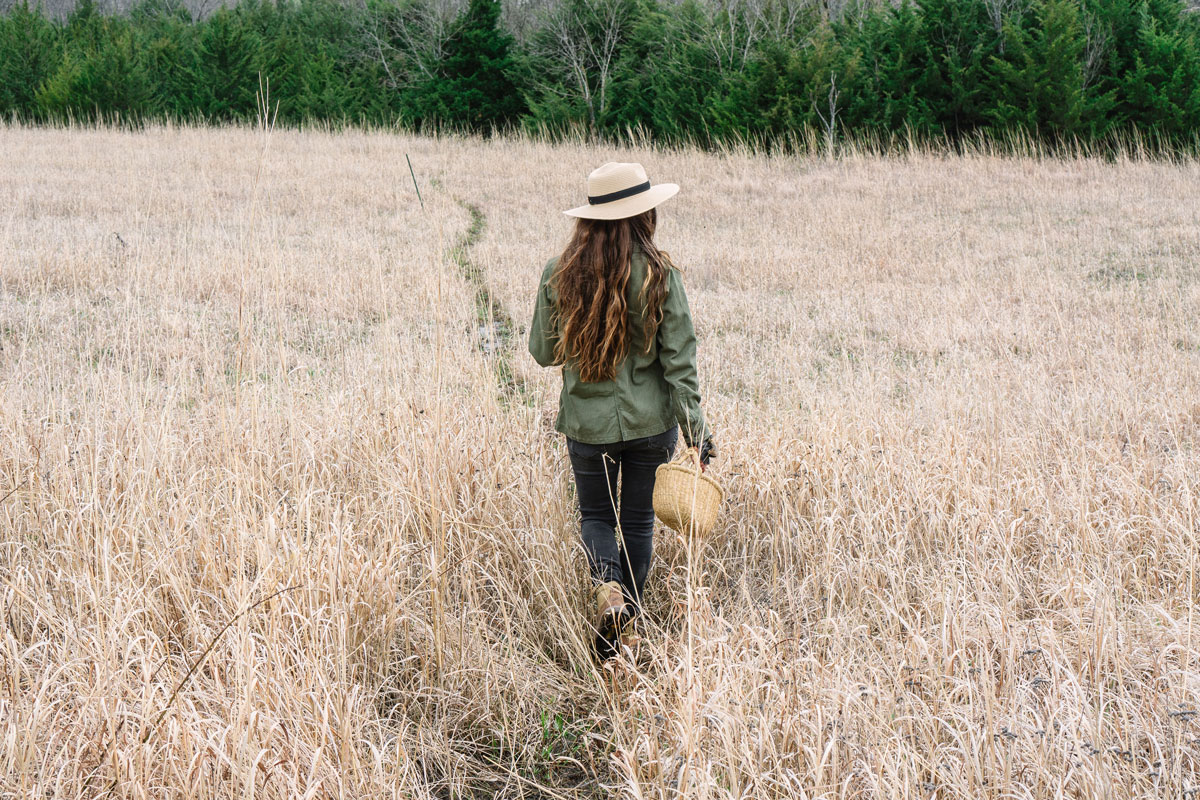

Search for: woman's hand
xmin=698 ymin=438 xmax=717 ymax=470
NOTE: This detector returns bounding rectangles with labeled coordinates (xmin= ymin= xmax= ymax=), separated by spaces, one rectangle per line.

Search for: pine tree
xmin=782 ymin=23 xmax=864 ymax=147
xmin=989 ymin=0 xmax=1096 ymax=140
xmin=0 ymin=3 xmax=61 ymax=118
xmin=1117 ymin=2 xmax=1200 ymax=141
xmin=606 ymin=0 xmax=733 ymax=145
xmin=845 ymin=1 xmax=939 ymax=135
xmin=37 ymin=6 xmax=155 ymax=122
xmin=135 ymin=0 xmax=202 ymax=120
xmin=406 ymin=0 xmax=526 ymax=132
xmin=912 ymin=0 xmax=998 ymax=138
xmin=192 ymin=7 xmax=263 ymax=121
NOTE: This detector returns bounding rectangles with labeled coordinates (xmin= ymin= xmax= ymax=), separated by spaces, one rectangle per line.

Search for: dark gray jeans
xmin=566 ymin=426 xmax=678 ymax=614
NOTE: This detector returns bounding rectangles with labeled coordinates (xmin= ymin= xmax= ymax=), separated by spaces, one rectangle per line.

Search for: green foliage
xmin=1 ymin=0 xmax=1198 ymax=150
xmin=523 ymin=0 xmax=641 ymax=134
xmin=37 ymin=3 xmax=155 ymax=119
xmin=903 ymin=0 xmax=1000 ymax=138
xmin=404 ymin=0 xmax=527 ymax=130
xmin=133 ymin=0 xmax=202 ymax=119
xmin=1117 ymin=1 xmax=1200 ymax=141
xmin=989 ymin=0 xmax=1102 ymax=139
xmin=843 ymin=2 xmax=940 ymax=135
xmin=191 ymin=7 xmax=263 ymax=120
xmin=786 ymin=23 xmax=865 ymax=138
xmin=606 ymin=0 xmax=734 ymax=143
xmin=0 ymin=2 xmax=61 ymax=118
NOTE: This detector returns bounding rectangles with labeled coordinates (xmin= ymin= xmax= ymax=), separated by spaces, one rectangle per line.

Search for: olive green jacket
xmin=527 ymin=251 xmax=710 ymax=447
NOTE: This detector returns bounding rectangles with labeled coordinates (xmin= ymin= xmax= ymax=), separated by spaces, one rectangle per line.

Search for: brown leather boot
xmin=618 ymin=623 xmax=644 ymax=654
xmin=594 ymin=581 xmax=630 ymax=647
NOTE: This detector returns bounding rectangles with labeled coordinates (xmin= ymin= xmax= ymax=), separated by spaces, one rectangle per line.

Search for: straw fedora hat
xmin=564 ymin=162 xmax=679 ymax=220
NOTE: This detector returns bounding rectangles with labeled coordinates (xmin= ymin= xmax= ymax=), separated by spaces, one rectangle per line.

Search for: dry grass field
xmin=2 ymin=123 xmax=1199 ymax=799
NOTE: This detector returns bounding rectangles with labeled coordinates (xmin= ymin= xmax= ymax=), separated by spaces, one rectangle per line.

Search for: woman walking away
xmin=528 ymin=162 xmax=716 ymax=660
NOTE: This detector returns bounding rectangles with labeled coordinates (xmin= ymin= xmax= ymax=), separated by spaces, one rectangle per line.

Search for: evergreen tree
xmin=842 ymin=1 xmax=939 ymax=135
xmin=721 ymin=38 xmax=799 ymax=141
xmin=989 ymin=0 xmax=1098 ymax=139
xmin=1117 ymin=1 xmax=1200 ymax=141
xmin=784 ymin=23 xmax=864 ymax=146
xmin=0 ymin=3 xmax=61 ymax=118
xmin=909 ymin=0 xmax=999 ymax=138
xmin=261 ymin=0 xmax=361 ymax=123
xmin=2 ymin=0 xmax=1199 ymax=148
xmin=606 ymin=0 xmax=735 ymax=145
xmin=37 ymin=5 xmax=155 ymax=121
xmin=191 ymin=7 xmax=263 ymax=121
xmin=133 ymin=0 xmax=202 ymax=120
xmin=405 ymin=0 xmax=526 ymax=131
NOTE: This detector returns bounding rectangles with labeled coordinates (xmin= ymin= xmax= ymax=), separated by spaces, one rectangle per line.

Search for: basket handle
xmin=671 ymin=447 xmax=704 ymax=472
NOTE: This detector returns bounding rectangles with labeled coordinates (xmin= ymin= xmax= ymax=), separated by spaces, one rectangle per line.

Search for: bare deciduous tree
xmin=983 ymin=0 xmax=1024 ymax=34
xmin=530 ymin=0 xmax=627 ymax=134
xmin=1081 ymin=9 xmax=1110 ymax=89
xmin=354 ymin=0 xmax=465 ymax=88
xmin=662 ymin=0 xmax=814 ymax=82
xmin=821 ymin=0 xmax=854 ymax=23
xmin=15 ymin=0 xmax=240 ymax=19
xmin=813 ymin=69 xmax=839 ymax=152
xmin=701 ymin=0 xmax=767 ymax=75
xmin=755 ymin=0 xmax=813 ymax=41
xmin=502 ymin=0 xmax=558 ymax=45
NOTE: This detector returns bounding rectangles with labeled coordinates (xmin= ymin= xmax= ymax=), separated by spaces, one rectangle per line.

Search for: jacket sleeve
xmin=528 ymin=261 xmax=561 ymax=367
xmin=657 ymin=267 xmax=710 ymax=448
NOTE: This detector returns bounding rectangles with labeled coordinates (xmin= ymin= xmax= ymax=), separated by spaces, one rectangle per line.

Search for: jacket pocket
xmin=567 ymin=376 xmax=611 ymax=400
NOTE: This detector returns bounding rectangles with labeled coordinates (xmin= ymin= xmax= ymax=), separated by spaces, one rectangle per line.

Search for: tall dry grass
xmin=1 ymin=122 xmax=1198 ymax=799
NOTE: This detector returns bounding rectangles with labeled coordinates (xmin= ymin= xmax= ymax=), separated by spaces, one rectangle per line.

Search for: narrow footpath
xmin=450 ymin=200 xmax=528 ymax=402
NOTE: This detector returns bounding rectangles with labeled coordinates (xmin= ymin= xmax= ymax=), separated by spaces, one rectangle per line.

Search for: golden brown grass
xmin=1 ymin=122 xmax=1198 ymax=799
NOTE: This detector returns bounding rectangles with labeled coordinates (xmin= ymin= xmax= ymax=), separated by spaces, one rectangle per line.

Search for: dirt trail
xmin=451 ymin=200 xmax=529 ymax=402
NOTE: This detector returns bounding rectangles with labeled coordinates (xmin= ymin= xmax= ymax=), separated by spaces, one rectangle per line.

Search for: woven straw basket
xmin=653 ymin=449 xmax=724 ymax=537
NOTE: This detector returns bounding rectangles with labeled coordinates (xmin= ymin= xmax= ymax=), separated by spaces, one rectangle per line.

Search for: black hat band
xmin=588 ymin=181 xmax=651 ymax=205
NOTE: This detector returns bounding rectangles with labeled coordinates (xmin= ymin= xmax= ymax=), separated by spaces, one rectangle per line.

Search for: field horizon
xmin=2 ymin=123 xmax=1199 ymax=799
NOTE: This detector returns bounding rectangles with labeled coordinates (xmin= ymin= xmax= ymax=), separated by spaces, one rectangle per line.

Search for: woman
xmin=528 ymin=162 xmax=716 ymax=658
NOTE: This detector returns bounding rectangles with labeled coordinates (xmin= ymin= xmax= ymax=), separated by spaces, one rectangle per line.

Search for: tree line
xmin=2 ymin=0 xmax=1199 ymax=151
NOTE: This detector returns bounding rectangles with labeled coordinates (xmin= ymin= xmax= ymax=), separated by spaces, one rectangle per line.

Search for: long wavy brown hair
xmin=551 ymin=208 xmax=673 ymax=382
